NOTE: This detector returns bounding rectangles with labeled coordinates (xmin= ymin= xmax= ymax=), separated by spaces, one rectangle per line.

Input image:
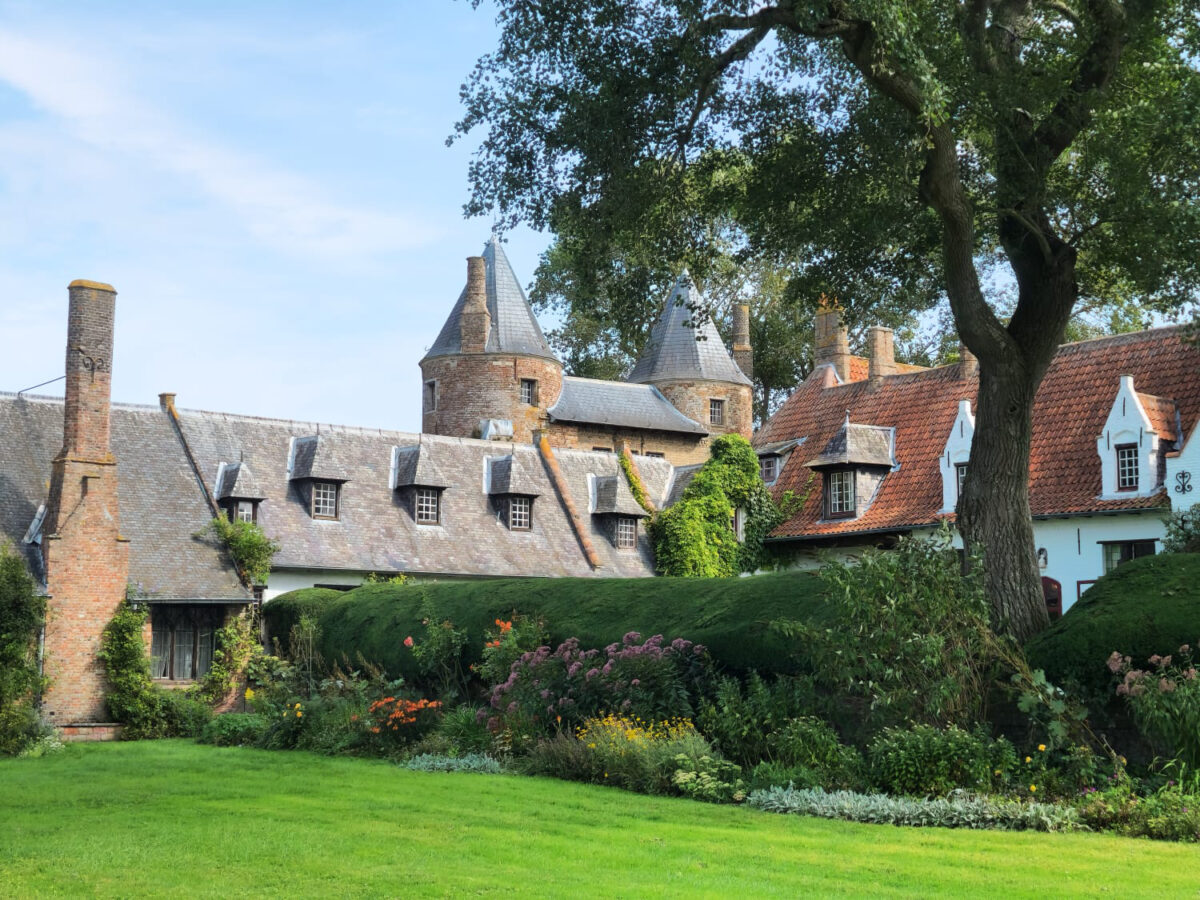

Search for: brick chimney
xmin=731 ymin=303 xmax=754 ymax=380
xmin=41 ymin=279 xmax=130 ymax=732
xmin=959 ymin=342 xmax=979 ymax=378
xmin=867 ymin=326 xmax=897 ymax=384
xmin=459 ymin=256 xmax=491 ymax=353
xmin=813 ymin=294 xmax=851 ymax=383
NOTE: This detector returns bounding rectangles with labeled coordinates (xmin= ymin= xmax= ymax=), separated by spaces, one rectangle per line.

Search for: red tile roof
xmin=757 ymin=327 xmax=1200 ymax=540
xmin=845 ymin=356 xmax=925 ymax=382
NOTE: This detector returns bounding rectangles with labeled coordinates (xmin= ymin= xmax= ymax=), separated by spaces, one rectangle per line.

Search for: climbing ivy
xmin=191 ymin=609 xmax=262 ymax=704
xmin=198 ymin=517 xmax=280 ymax=585
xmin=647 ymin=435 xmax=802 ymax=577
xmin=618 ymin=448 xmax=655 ymax=514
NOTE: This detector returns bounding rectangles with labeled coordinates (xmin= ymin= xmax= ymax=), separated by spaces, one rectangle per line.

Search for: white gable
xmin=1096 ymin=375 xmax=1162 ymax=499
xmin=938 ymin=399 xmax=974 ymax=514
xmin=1166 ymin=416 xmax=1200 ymax=509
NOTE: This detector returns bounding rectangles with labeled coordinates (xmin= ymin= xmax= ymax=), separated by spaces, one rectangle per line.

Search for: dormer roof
xmin=627 ymin=274 xmax=752 ymax=387
xmin=290 ymin=435 xmax=349 ymax=482
xmin=423 ymin=237 xmax=557 ymax=362
xmin=804 ymin=418 xmax=895 ymax=469
xmin=215 ymin=462 xmax=267 ymax=501
xmin=1138 ymin=392 xmax=1180 ymax=443
xmin=393 ymin=444 xmax=450 ymax=489
xmin=488 ymin=453 xmax=541 ymax=496
xmin=593 ymin=474 xmax=648 ymax=517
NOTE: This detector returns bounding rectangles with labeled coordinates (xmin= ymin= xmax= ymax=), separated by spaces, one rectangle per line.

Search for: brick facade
xmin=40 ymin=280 xmax=130 ymax=729
xmin=654 ymin=380 xmax=753 ymax=442
xmin=421 ymin=354 xmax=565 ymax=443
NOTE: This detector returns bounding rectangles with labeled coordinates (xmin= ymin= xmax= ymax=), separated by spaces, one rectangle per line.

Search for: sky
xmin=0 ymin=0 xmax=551 ymax=432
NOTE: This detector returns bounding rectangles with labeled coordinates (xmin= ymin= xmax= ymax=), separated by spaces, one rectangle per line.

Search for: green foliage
xmin=670 ymin=754 xmax=746 ymax=803
xmin=617 ymin=450 xmax=654 ymax=514
xmin=767 ymin=717 xmax=866 ymax=792
xmin=648 ymin=434 xmax=798 ymax=577
xmin=1077 ymin=781 xmax=1200 ymax=842
xmin=474 ymin=613 xmax=546 ymax=691
xmin=0 ymin=544 xmax=47 ymax=755
xmin=1025 ymin=554 xmax=1200 ymax=707
xmin=265 ymin=569 xmax=826 ymax=681
xmin=778 ymin=527 xmax=1004 ymax=737
xmin=191 ymin=610 xmax=261 ymax=704
xmin=404 ymin=753 xmax=502 ymax=774
xmin=198 ymin=517 xmax=280 ymax=585
xmin=198 ymin=713 xmax=270 ymax=747
xmin=262 ymin=587 xmax=342 ymax=648
xmin=433 ymin=706 xmax=495 ymax=756
xmin=409 ymin=598 xmax=469 ymax=701
xmin=1162 ymin=503 xmax=1200 ymax=554
xmin=748 ymin=786 xmax=1079 ymax=833
xmin=695 ymin=672 xmax=819 ymax=767
xmin=868 ymin=725 xmax=1014 ymax=797
xmin=97 ymin=600 xmax=211 ymax=739
xmin=1110 ymin=647 xmax=1200 ymax=768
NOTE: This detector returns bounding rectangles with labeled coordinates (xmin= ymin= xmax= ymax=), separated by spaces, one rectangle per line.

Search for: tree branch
xmin=697 ymin=6 xmax=856 ymax=39
xmin=675 ymin=26 xmax=771 ymax=159
xmin=998 ymin=206 xmax=1055 ymax=262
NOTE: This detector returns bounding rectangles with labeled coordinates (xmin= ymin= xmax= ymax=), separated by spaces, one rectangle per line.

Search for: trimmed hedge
xmin=264 ymin=572 xmax=829 ymax=681
xmin=1025 ymin=553 xmax=1200 ymax=701
xmin=263 ymin=588 xmax=347 ymax=649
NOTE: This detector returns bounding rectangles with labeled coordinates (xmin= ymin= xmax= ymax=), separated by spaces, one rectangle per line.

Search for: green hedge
xmin=264 ymin=572 xmax=830 ymax=681
xmin=1025 ymin=553 xmax=1200 ymax=701
xmin=263 ymin=588 xmax=347 ymax=649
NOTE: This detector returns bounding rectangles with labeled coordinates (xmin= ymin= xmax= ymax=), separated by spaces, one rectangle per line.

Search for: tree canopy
xmin=455 ymin=0 xmax=1200 ymax=640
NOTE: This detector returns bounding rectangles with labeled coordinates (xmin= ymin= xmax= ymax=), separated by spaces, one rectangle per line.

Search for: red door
xmin=1042 ymin=577 xmax=1063 ymax=620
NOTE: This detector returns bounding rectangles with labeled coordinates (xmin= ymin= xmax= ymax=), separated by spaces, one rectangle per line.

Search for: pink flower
xmin=1107 ymin=651 xmax=1124 ymax=674
xmin=1159 ymin=678 xmax=1177 ymax=693
xmin=403 ymin=636 xmax=414 ymax=648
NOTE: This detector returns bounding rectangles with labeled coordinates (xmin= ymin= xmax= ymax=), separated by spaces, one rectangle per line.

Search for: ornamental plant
xmin=1109 ymin=646 xmax=1200 ymax=768
xmin=366 ymin=696 xmax=442 ymax=750
xmin=198 ymin=517 xmax=279 ymax=585
xmin=474 ymin=613 xmax=547 ymax=689
xmin=0 ymin=543 xmax=48 ymax=755
xmin=572 ymin=713 xmax=714 ymax=793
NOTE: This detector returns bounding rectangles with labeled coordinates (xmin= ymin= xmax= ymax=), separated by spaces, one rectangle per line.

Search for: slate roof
xmin=804 ymin=421 xmax=895 ymax=469
xmin=0 ymin=392 xmax=250 ymax=601
xmin=423 ymin=237 xmax=557 ymax=362
xmin=627 ymin=275 xmax=753 ymax=387
xmin=290 ymin=435 xmax=350 ymax=482
xmin=593 ymin=475 xmax=648 ymax=517
xmin=216 ymin=462 xmax=267 ymax=501
xmin=548 ymin=376 xmax=707 ymax=435
xmin=393 ymin=444 xmax=450 ymax=489
xmin=488 ymin=453 xmax=542 ymax=496
xmin=757 ymin=326 xmax=1200 ymax=539
xmin=171 ymin=408 xmax=674 ymax=578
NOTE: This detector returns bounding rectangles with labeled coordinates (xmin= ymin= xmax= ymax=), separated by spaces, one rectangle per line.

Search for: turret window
xmin=520 ymin=378 xmax=538 ymax=405
xmin=1116 ymin=444 xmax=1139 ymax=490
xmin=424 ymin=381 xmax=437 ymax=412
xmin=709 ymin=398 xmax=725 ymax=426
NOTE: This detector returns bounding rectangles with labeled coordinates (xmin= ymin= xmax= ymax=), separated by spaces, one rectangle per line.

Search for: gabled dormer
xmin=487 ymin=453 xmax=541 ymax=531
xmin=392 ymin=444 xmax=450 ymax=526
xmin=288 ymin=435 xmax=350 ymax=520
xmin=215 ymin=461 xmax=267 ymax=523
xmin=805 ymin=415 xmax=896 ymax=521
xmin=938 ymin=400 xmax=975 ymax=514
xmin=1096 ymin=375 xmax=1178 ymax=499
xmin=589 ymin=473 xmax=649 ymax=549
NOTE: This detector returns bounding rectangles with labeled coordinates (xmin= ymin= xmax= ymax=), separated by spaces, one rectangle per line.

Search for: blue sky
xmin=0 ymin=1 xmax=550 ymax=431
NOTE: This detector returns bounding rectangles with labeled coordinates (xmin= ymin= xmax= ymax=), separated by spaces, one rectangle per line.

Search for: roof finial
xmin=844 ymin=409 xmax=851 ymax=429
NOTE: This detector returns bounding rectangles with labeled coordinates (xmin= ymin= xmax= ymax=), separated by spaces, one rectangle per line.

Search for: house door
xmin=1041 ymin=577 xmax=1062 ymax=620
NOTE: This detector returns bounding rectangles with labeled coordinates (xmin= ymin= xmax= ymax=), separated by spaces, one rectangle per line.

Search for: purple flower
xmin=585 ymin=668 xmax=600 ymax=681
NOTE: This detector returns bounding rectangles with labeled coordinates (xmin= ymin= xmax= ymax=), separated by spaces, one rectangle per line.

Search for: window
xmin=424 ymin=380 xmax=437 ymax=412
xmin=508 ymin=495 xmax=531 ymax=530
xmin=760 ymin=455 xmax=779 ymax=483
xmin=150 ymin=607 xmax=220 ymax=681
xmin=1102 ymin=540 xmax=1155 ymax=574
xmin=520 ymin=378 xmax=538 ymax=405
xmin=826 ymin=470 xmax=855 ymax=518
xmin=1116 ymin=444 xmax=1139 ymax=491
xmin=592 ymin=446 xmax=613 ymax=453
xmin=616 ymin=516 xmax=637 ymax=549
xmin=956 ymin=463 xmax=968 ymax=499
xmin=644 ymin=451 xmax=665 ymax=459
xmin=415 ymin=487 xmax=441 ymax=525
xmin=311 ymin=481 xmax=339 ymax=519
xmin=709 ymin=398 xmax=725 ymax=426
xmin=223 ymin=500 xmax=257 ymax=523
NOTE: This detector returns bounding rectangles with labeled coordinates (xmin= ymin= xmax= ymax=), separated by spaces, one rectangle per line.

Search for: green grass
xmin=2 ymin=741 xmax=1198 ymax=897
xmin=266 ymin=570 xmax=827 ymax=680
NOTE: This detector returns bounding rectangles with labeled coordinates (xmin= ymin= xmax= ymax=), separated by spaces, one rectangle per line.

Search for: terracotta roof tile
xmin=757 ymin=327 xmax=1200 ymax=540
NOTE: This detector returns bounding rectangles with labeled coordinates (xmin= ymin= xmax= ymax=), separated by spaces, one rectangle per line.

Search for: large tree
xmin=456 ymin=0 xmax=1200 ymax=641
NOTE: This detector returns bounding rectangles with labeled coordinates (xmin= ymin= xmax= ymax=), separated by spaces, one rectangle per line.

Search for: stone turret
xmin=420 ymin=238 xmax=564 ymax=443
xmin=627 ymin=274 xmax=753 ymax=440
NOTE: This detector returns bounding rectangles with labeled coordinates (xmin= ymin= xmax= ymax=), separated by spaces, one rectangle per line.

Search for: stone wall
xmin=420 ymin=354 xmax=564 ymax=443
xmin=543 ymin=421 xmax=711 ymax=467
xmin=653 ymin=380 xmax=753 ymax=441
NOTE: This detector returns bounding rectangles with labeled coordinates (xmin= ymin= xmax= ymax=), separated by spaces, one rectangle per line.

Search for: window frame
xmin=150 ymin=606 xmax=222 ymax=682
xmin=414 ymin=487 xmax=441 ymax=525
xmin=508 ymin=495 xmax=532 ymax=531
xmin=955 ymin=463 xmax=968 ymax=500
xmin=1100 ymin=539 xmax=1155 ymax=574
xmin=709 ymin=398 xmax=725 ymax=426
xmin=311 ymin=481 xmax=340 ymax=520
xmin=1115 ymin=443 xmax=1139 ymax=491
xmin=760 ymin=455 xmax=779 ymax=484
xmin=825 ymin=469 xmax=856 ymax=519
xmin=223 ymin=499 xmax=258 ymax=524
xmin=423 ymin=380 xmax=437 ymax=412
xmin=520 ymin=378 xmax=538 ymax=406
xmin=615 ymin=516 xmax=638 ymax=549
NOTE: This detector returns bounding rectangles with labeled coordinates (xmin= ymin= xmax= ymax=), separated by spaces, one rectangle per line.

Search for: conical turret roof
xmin=627 ymin=274 xmax=752 ymax=386
xmin=422 ymin=237 xmax=558 ymax=362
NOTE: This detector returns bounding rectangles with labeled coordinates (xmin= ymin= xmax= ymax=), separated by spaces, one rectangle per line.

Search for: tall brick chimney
xmin=813 ymin=295 xmax=851 ymax=383
xmin=731 ymin=303 xmax=754 ymax=380
xmin=867 ymin=326 xmax=897 ymax=384
xmin=959 ymin=342 xmax=979 ymax=378
xmin=41 ymin=279 xmax=130 ymax=732
xmin=459 ymin=256 xmax=491 ymax=353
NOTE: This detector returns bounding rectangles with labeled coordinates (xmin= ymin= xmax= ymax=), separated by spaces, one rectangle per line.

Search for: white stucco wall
xmin=262 ymin=568 xmax=370 ymax=602
xmin=1166 ymin=416 xmax=1200 ymax=509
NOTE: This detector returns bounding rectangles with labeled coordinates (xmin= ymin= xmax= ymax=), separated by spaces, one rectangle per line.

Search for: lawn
xmin=1 ymin=742 xmax=1197 ymax=898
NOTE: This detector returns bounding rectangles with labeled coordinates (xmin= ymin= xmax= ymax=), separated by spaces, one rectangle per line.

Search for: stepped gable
xmin=759 ymin=326 xmax=1200 ymax=539
xmin=0 ymin=392 xmax=249 ymax=600
xmin=627 ymin=274 xmax=752 ymax=387
xmin=548 ymin=376 xmax=706 ymax=435
xmin=422 ymin=236 xmax=556 ymax=362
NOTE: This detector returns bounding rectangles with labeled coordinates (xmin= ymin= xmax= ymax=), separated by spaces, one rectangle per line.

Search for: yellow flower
xmin=994 ymin=769 xmax=1001 ymax=776
xmin=294 ymin=703 xmax=302 ymax=710
xmin=1038 ymin=744 xmax=1046 ymax=752
xmin=1029 ymin=785 xmax=1037 ymax=793
xmin=244 ymin=688 xmax=255 ymax=701
xmin=296 ymin=711 xmax=303 ymax=718
xmin=1025 ymin=756 xmax=1032 ymax=763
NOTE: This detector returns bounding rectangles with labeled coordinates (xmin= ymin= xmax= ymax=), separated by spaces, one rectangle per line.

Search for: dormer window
xmin=709 ymin=398 xmax=725 ymax=426
xmin=508 ymin=495 xmax=532 ymax=530
xmin=825 ymin=470 xmax=856 ymax=518
xmin=1116 ymin=444 xmax=1139 ymax=491
xmin=225 ymin=500 xmax=258 ymax=524
xmin=311 ymin=481 xmax=339 ymax=519
xmin=520 ymin=378 xmax=538 ymax=405
xmin=956 ymin=463 xmax=968 ymax=500
xmin=415 ymin=487 xmax=442 ymax=525
xmin=760 ymin=455 xmax=779 ymax=484
xmin=616 ymin=516 xmax=638 ymax=549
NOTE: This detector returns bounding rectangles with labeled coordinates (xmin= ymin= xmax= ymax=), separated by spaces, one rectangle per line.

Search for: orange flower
xmin=496 ymin=619 xmax=513 ymax=634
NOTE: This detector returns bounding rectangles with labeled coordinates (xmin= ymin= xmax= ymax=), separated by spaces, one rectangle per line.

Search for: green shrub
xmin=266 ymin=570 xmax=826 ymax=684
xmin=1025 ymin=554 xmax=1200 ymax=706
xmin=670 ymin=754 xmax=747 ymax=803
xmin=868 ymin=724 xmax=1013 ymax=797
xmin=192 ymin=610 xmax=261 ymax=704
xmin=199 ymin=713 xmax=269 ymax=747
xmin=768 ymin=717 xmax=866 ymax=790
xmin=197 ymin=517 xmax=279 ymax=585
xmin=1077 ymin=782 xmax=1200 ymax=841
xmin=435 ymin=706 xmax=494 ymax=756
xmin=1162 ymin=503 xmax=1200 ymax=554
xmin=748 ymin=760 xmax=825 ymax=792
xmin=747 ymin=786 xmax=1079 ymax=832
xmin=1110 ymin=646 xmax=1200 ymax=767
xmin=695 ymin=673 xmax=818 ymax=767
xmin=404 ymin=753 xmax=502 ymax=774
xmin=0 ymin=544 xmax=47 ymax=755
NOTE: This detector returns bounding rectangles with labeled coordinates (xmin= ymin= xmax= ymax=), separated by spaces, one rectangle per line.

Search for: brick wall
xmin=420 ymin=354 xmax=564 ymax=443
xmin=544 ymin=421 xmax=712 ymax=466
xmin=653 ymin=380 xmax=753 ymax=441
